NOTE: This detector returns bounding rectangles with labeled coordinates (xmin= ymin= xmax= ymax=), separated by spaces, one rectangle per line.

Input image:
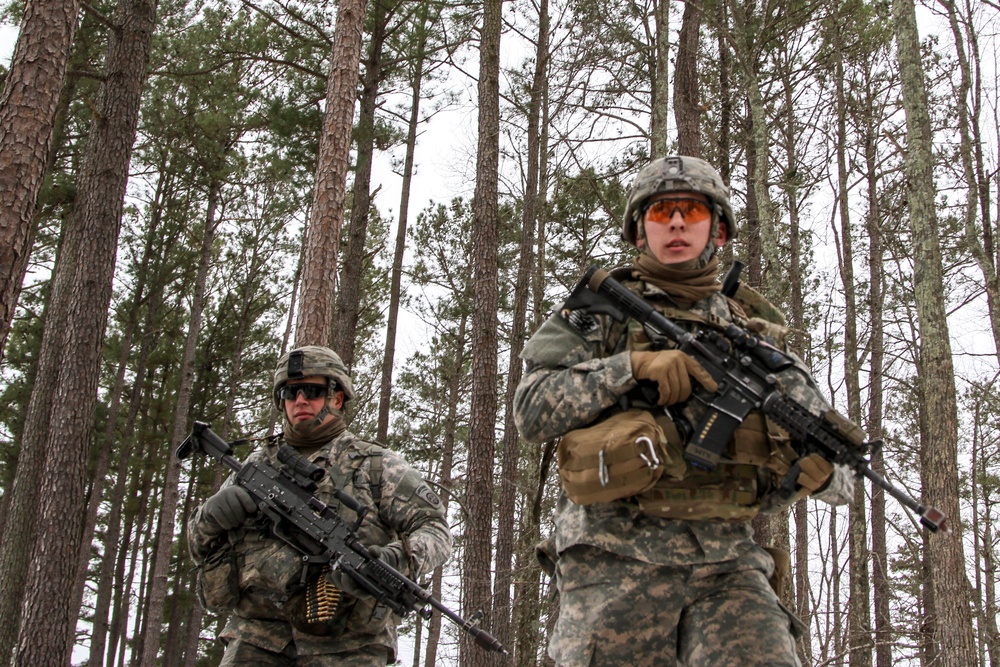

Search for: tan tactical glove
xmin=630 ymin=350 xmax=718 ymax=406
xmin=796 ymin=454 xmax=834 ymax=493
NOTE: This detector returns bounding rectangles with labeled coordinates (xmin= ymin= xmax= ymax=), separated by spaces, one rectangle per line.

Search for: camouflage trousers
xmin=218 ymin=638 xmax=390 ymax=666
xmin=550 ymin=544 xmax=803 ymax=667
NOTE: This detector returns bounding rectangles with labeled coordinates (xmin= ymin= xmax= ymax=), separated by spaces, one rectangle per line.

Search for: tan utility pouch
xmin=558 ymin=409 xmax=668 ymax=505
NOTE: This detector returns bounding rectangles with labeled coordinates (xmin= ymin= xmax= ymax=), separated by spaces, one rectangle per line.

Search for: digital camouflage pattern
xmin=552 ymin=545 xmax=803 ymax=667
xmin=273 ymin=346 xmax=356 ymax=404
xmin=513 ymin=271 xmax=852 ymax=665
xmin=621 ymin=156 xmax=738 ymax=245
xmin=219 ymin=638 xmax=389 ymax=667
xmin=189 ymin=430 xmax=451 ymax=664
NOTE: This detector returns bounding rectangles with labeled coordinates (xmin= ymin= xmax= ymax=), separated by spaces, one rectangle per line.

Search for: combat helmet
xmin=273 ymin=345 xmax=355 ymax=407
xmin=622 ymin=155 xmax=738 ymax=246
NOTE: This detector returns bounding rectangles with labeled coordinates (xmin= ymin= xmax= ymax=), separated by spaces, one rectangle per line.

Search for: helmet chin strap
xmin=284 ymin=396 xmax=340 ymax=434
xmin=694 ymin=212 xmax=723 ymax=267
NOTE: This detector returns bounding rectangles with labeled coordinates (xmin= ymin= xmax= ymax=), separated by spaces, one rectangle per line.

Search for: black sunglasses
xmin=279 ymin=383 xmax=329 ymax=401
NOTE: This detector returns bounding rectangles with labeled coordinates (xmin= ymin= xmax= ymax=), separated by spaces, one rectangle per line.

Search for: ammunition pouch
xmin=196 ymin=544 xmax=240 ymax=613
xmin=558 ymin=409 xmax=670 ymax=505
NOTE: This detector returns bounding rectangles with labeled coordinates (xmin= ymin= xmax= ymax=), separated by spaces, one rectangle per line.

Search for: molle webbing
xmin=616 ymin=294 xmax=779 ymax=520
xmin=638 ymin=462 xmax=759 ymax=520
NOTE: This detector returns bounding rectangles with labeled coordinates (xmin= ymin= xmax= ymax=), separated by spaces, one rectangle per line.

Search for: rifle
xmin=177 ymin=421 xmax=506 ymax=654
xmin=563 ymin=266 xmax=947 ymax=533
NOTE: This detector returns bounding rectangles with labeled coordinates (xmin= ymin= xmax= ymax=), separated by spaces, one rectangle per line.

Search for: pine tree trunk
xmin=892 ymin=1 xmax=977 ymax=664
xmin=333 ymin=0 xmax=391 ymax=367
xmin=295 ymin=0 xmax=369 ymax=346
xmin=650 ymin=0 xmax=669 ymax=158
xmin=71 ymin=160 xmax=175 ymax=657
xmin=494 ymin=2 xmax=548 ymax=655
xmin=830 ymin=13 xmax=873 ymax=663
xmin=673 ymin=0 xmax=701 ymax=156
xmin=939 ymin=0 xmax=1000 ymax=367
xmin=0 ymin=0 xmax=80 ymax=356
xmin=463 ymin=1 xmax=502 ymax=664
xmin=425 ymin=312 xmax=466 ymax=667
xmin=7 ymin=1 xmax=155 ymax=663
xmin=863 ymin=101 xmax=892 ymax=667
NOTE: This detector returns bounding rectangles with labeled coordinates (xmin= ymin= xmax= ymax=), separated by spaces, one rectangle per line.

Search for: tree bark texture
xmin=892 ymin=1 xmax=977 ymax=665
xmin=332 ymin=0 xmax=391 ymax=368
xmin=463 ymin=0 xmax=502 ymax=664
xmin=9 ymin=0 xmax=156 ymax=663
xmin=650 ymin=0 xmax=669 ymax=158
xmin=295 ymin=0 xmax=369 ymax=347
xmin=673 ymin=0 xmax=701 ymax=156
xmin=0 ymin=0 xmax=80 ymax=358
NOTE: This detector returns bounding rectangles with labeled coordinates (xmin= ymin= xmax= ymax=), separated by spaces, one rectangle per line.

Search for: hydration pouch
xmin=196 ymin=545 xmax=240 ymax=614
xmin=558 ymin=409 xmax=669 ymax=505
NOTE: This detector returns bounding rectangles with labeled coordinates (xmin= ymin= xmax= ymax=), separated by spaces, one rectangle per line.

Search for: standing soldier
xmin=189 ymin=346 xmax=452 ymax=666
xmin=514 ymin=156 xmax=854 ymax=666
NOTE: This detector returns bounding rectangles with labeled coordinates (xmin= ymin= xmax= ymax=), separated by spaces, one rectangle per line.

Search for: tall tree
xmin=333 ymin=0 xmax=399 ymax=368
xmin=494 ymin=0 xmax=550 ymax=656
xmin=1 ymin=0 xmax=157 ymax=663
xmin=673 ymin=0 xmax=701 ymax=156
xmin=463 ymin=0 xmax=502 ymax=665
xmin=827 ymin=4 xmax=873 ymax=664
xmin=858 ymin=34 xmax=893 ymax=667
xmin=0 ymin=0 xmax=80 ymax=358
xmin=891 ymin=0 xmax=977 ymax=664
xmin=939 ymin=0 xmax=1000 ymax=367
xmin=650 ymin=0 xmax=669 ymax=157
xmin=377 ymin=1 xmax=433 ymax=440
xmin=295 ymin=0 xmax=370 ymax=346
xmin=139 ymin=177 xmax=223 ymax=666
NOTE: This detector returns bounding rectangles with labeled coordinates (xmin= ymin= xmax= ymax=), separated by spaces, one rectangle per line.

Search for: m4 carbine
xmin=177 ymin=421 xmax=506 ymax=654
xmin=564 ymin=266 xmax=946 ymax=533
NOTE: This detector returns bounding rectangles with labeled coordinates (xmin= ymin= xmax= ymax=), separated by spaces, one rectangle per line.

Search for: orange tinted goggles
xmin=644 ymin=199 xmax=712 ymax=225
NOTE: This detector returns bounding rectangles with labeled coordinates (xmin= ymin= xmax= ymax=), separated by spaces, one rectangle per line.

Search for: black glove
xmin=331 ymin=542 xmax=407 ymax=599
xmin=201 ymin=485 xmax=257 ymax=532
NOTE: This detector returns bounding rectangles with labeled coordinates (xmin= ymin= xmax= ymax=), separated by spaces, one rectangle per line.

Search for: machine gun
xmin=177 ymin=421 xmax=506 ymax=654
xmin=564 ymin=266 xmax=947 ymax=533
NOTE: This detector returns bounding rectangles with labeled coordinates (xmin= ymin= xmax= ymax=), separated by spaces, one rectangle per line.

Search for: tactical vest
xmin=211 ymin=440 xmax=388 ymax=634
xmin=607 ymin=276 xmax=798 ymax=520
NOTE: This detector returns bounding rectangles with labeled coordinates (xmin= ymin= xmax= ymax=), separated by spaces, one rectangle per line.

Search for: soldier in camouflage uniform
xmin=189 ymin=346 xmax=452 ymax=666
xmin=513 ymin=156 xmax=855 ymax=667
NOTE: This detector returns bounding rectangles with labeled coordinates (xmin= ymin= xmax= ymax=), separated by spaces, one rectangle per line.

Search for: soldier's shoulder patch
xmin=564 ymin=308 xmax=599 ymax=335
xmin=522 ymin=312 xmax=592 ymax=367
xmin=415 ymin=483 xmax=443 ymax=509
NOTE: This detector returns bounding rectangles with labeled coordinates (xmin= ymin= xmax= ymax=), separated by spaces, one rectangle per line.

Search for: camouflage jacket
xmin=188 ymin=430 xmax=452 ymax=659
xmin=513 ymin=274 xmax=853 ymax=566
